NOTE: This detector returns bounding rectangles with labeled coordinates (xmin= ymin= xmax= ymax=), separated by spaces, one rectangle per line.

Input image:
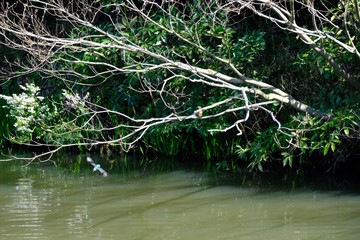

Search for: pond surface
xmin=1 ymin=163 xmax=360 ymax=240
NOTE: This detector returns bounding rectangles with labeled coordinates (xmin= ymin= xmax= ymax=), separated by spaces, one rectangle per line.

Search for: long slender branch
xmin=0 ymin=0 xmax=330 ymax=118
xmin=0 ymin=0 xmax=341 ymax=162
xmin=239 ymin=0 xmax=360 ymax=90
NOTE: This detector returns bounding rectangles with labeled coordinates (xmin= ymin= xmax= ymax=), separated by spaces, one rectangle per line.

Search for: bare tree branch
xmin=0 ymin=0 xmax=343 ymax=163
xmin=226 ymin=0 xmax=360 ymax=89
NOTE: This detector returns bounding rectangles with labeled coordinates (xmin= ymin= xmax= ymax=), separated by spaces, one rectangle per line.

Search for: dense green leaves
xmin=0 ymin=0 xmax=359 ymax=172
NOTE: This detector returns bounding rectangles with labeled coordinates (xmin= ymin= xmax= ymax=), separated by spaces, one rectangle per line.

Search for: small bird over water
xmin=86 ymin=157 xmax=108 ymax=177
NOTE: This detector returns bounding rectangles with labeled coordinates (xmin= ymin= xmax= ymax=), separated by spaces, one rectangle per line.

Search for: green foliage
xmin=327 ymin=0 xmax=360 ymax=26
xmin=232 ymin=31 xmax=266 ymax=70
xmin=236 ymin=127 xmax=279 ymax=171
xmin=0 ymin=0 xmax=359 ymax=173
xmin=0 ymin=83 xmax=55 ymax=143
xmin=236 ymin=87 xmax=359 ymax=171
xmin=0 ymin=101 xmax=11 ymax=145
xmin=0 ymin=83 xmax=104 ymax=147
xmin=56 ymin=2 xmax=267 ymax=162
xmin=141 ymin=120 xmax=240 ymax=168
xmin=291 ymin=1 xmax=359 ymax=84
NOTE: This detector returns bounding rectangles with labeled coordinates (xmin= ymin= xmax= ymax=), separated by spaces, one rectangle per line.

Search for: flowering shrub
xmin=0 ymin=83 xmax=53 ymax=142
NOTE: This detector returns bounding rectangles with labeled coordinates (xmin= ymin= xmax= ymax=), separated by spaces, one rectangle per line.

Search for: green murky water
xmin=1 ymin=163 xmax=360 ymax=240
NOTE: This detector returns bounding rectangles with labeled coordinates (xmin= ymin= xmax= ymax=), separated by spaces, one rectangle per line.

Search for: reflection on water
xmin=3 ymin=178 xmax=46 ymax=239
xmin=1 ymin=166 xmax=360 ymax=240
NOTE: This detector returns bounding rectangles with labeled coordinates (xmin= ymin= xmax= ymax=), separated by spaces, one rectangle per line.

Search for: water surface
xmin=1 ymin=165 xmax=360 ymax=239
